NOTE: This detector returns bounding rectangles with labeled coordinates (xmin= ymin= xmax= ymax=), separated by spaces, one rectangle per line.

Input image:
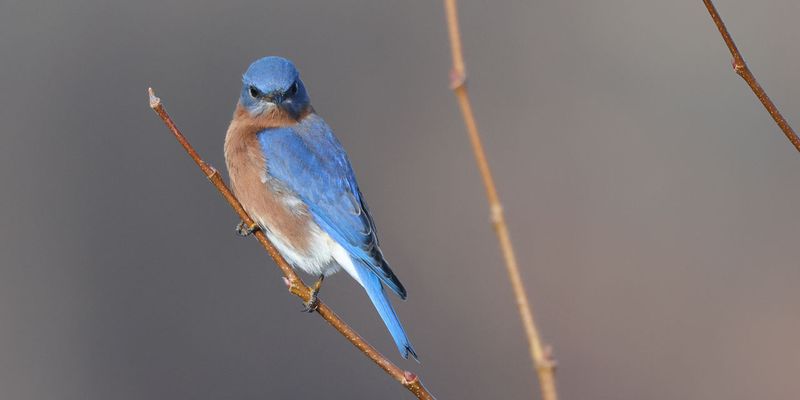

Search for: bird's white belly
xmin=259 ymin=217 xmax=341 ymax=277
xmin=248 ymin=189 xmax=362 ymax=284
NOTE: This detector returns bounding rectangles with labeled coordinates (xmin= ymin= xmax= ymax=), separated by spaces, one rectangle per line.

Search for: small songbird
xmin=224 ymin=56 xmax=416 ymax=359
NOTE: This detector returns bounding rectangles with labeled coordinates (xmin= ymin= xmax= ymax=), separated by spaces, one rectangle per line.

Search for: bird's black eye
xmin=248 ymin=86 xmax=261 ymax=98
xmin=287 ymin=82 xmax=298 ymax=97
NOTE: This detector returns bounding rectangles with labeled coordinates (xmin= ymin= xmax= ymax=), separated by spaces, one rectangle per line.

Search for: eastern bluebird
xmin=224 ymin=56 xmax=416 ymax=360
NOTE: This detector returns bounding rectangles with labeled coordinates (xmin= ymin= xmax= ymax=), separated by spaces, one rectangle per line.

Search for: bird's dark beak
xmin=264 ymin=91 xmax=283 ymax=104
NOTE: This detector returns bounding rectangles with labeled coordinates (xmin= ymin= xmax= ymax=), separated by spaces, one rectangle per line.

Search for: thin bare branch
xmin=702 ymin=0 xmax=800 ymax=152
xmin=148 ymin=88 xmax=434 ymax=400
xmin=442 ymin=2 xmax=558 ymax=400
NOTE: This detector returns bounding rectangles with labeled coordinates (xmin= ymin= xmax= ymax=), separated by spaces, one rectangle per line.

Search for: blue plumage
xmin=258 ymin=117 xmax=415 ymax=358
xmin=227 ymin=56 xmax=416 ymax=359
xmin=258 ymin=118 xmax=407 ymax=298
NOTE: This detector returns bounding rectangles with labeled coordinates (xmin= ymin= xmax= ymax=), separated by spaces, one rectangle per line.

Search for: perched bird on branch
xmin=224 ymin=56 xmax=416 ymax=360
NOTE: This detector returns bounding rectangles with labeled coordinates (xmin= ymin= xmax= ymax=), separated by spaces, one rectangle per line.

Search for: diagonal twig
xmin=442 ymin=2 xmax=558 ymax=400
xmin=702 ymin=0 xmax=800 ymax=152
xmin=148 ymin=88 xmax=434 ymax=400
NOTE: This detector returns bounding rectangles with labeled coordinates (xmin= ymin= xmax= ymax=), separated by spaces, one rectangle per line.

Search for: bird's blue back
xmin=233 ymin=56 xmax=414 ymax=359
xmin=258 ymin=114 xmax=406 ymax=298
xmin=257 ymin=114 xmax=415 ymax=359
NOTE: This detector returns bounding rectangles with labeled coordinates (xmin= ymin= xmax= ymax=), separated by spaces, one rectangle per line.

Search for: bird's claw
xmin=235 ymin=221 xmax=260 ymax=236
xmin=301 ymin=275 xmax=324 ymax=313
xmin=301 ymin=292 xmax=320 ymax=313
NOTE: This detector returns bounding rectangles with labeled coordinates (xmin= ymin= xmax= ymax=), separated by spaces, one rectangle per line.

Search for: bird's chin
xmin=249 ymin=101 xmax=277 ymax=116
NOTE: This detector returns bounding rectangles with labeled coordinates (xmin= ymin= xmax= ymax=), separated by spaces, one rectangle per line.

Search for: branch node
xmin=403 ymin=370 xmax=419 ymax=384
xmin=284 ymin=277 xmax=308 ymax=299
xmin=449 ymin=68 xmax=467 ymax=90
xmin=731 ymin=58 xmax=745 ymax=76
xmin=538 ymin=344 xmax=558 ymax=371
xmin=489 ymin=203 xmax=504 ymax=224
xmin=204 ymin=164 xmax=219 ymax=180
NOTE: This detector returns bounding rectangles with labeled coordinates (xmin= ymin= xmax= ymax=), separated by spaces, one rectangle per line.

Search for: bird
xmin=224 ymin=56 xmax=416 ymax=360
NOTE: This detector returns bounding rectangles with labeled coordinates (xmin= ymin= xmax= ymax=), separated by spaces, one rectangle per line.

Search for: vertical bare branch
xmin=148 ymin=88 xmax=434 ymax=400
xmin=702 ymin=0 xmax=800 ymax=152
xmin=442 ymin=2 xmax=558 ymax=400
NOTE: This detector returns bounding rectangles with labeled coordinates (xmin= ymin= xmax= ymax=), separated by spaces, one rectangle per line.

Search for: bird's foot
xmin=300 ymin=275 xmax=325 ymax=313
xmin=301 ymin=292 xmax=320 ymax=313
xmin=235 ymin=221 xmax=260 ymax=237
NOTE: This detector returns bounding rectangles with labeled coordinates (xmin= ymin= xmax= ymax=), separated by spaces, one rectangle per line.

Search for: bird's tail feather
xmin=357 ymin=263 xmax=417 ymax=360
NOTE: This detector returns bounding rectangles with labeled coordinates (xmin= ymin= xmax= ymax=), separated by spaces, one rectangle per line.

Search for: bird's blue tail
xmin=357 ymin=263 xmax=417 ymax=360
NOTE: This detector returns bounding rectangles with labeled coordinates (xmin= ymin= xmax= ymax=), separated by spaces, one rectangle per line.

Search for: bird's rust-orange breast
xmin=223 ymin=104 xmax=313 ymax=254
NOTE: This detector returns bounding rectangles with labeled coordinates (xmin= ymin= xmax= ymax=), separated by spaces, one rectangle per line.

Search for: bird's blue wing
xmin=258 ymin=119 xmax=407 ymax=299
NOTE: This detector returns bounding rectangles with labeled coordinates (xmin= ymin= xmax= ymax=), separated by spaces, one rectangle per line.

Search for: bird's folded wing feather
xmin=258 ymin=124 xmax=406 ymax=299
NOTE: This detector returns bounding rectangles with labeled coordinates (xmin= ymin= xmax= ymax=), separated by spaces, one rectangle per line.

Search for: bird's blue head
xmin=240 ymin=56 xmax=311 ymax=118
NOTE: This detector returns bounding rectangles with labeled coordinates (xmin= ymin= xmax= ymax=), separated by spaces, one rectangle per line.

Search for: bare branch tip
xmin=148 ymin=87 xmax=161 ymax=109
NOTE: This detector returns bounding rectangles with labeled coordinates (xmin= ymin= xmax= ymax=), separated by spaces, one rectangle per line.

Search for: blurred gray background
xmin=1 ymin=0 xmax=799 ymax=399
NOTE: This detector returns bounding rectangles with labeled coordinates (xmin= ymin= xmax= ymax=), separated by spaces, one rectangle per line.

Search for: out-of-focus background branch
xmin=443 ymin=1 xmax=557 ymax=399
xmin=702 ymin=0 xmax=799 ymax=152
xmin=0 ymin=1 xmax=798 ymax=399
